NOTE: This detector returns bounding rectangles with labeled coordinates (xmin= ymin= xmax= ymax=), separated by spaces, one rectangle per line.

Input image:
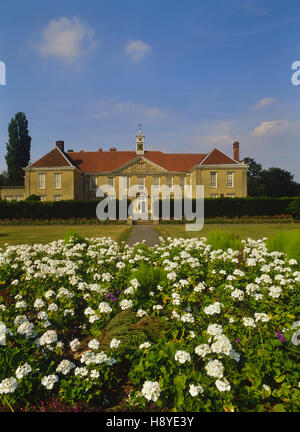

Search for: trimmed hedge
xmin=0 ymin=197 xmax=298 ymax=220
xmin=157 ymin=197 xmax=298 ymax=219
xmin=0 ymin=200 xmax=129 ymax=220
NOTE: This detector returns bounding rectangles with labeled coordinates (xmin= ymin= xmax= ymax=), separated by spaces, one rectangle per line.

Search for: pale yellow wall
xmin=195 ymin=167 xmax=247 ymax=198
xmin=20 ymin=161 xmax=247 ymax=202
xmin=0 ymin=187 xmax=25 ymax=201
xmin=24 ymin=170 xmax=76 ymax=201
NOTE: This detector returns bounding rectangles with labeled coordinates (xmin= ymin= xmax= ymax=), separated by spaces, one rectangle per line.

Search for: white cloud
xmin=90 ymin=98 xmax=164 ymax=120
xmin=194 ymin=134 xmax=234 ymax=145
xmin=238 ymin=1 xmax=270 ymax=16
xmin=251 ymin=119 xmax=299 ymax=136
xmin=36 ymin=17 xmax=97 ymax=63
xmin=252 ymin=97 xmax=276 ymax=110
xmin=125 ymin=40 xmax=151 ymax=62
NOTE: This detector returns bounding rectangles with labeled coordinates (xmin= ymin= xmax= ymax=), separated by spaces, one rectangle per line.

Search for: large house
xmin=0 ymin=129 xmax=247 ymax=203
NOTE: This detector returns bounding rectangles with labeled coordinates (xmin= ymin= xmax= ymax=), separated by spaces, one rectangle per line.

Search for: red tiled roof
xmin=29 ymin=147 xmax=239 ymax=172
xmin=29 ymin=148 xmax=74 ymax=168
xmin=200 ymin=148 xmax=238 ymax=165
xmin=67 ymin=151 xmax=206 ymax=173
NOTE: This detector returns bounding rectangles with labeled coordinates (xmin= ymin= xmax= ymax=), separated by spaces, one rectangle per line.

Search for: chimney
xmin=68 ymin=149 xmax=74 ymax=153
xmin=110 ymin=147 xmax=117 ymax=151
xmin=98 ymin=148 xmax=103 ymax=152
xmin=56 ymin=140 xmax=64 ymax=152
xmin=233 ymin=141 xmax=240 ymax=162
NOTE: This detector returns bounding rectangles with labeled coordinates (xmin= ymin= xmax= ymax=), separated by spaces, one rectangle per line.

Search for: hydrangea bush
xmin=0 ymin=235 xmax=299 ymax=412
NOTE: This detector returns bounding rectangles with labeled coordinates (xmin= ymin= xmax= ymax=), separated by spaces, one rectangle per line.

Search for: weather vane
xmin=138 ymin=123 xmax=142 ymax=133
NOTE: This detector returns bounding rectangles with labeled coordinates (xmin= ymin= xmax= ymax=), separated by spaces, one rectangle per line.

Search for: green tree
xmin=243 ymin=157 xmax=263 ymax=179
xmin=5 ymin=112 xmax=31 ymax=185
xmin=0 ymin=171 xmax=9 ymax=187
xmin=244 ymin=157 xmax=266 ymax=196
xmin=261 ymin=167 xmax=299 ymax=197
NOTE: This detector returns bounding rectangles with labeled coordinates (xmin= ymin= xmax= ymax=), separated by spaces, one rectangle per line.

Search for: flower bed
xmin=0 ymin=215 xmax=298 ymax=225
xmin=0 ymin=236 xmax=299 ymax=412
xmin=0 ymin=218 xmax=127 ymax=225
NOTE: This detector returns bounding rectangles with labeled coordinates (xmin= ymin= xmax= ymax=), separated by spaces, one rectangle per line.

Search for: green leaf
xmin=272 ymin=404 xmax=286 ymax=412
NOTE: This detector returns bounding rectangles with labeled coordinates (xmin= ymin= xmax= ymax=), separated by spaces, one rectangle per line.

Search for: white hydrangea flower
xmin=39 ymin=330 xmax=57 ymax=346
xmin=207 ymin=324 xmax=223 ymax=336
xmin=44 ymin=290 xmax=55 ymax=299
xmin=0 ymin=377 xmax=18 ymax=394
xmin=70 ymin=338 xmax=81 ymax=352
xmin=136 ymin=309 xmax=148 ymax=317
xmin=231 ymin=289 xmax=244 ymax=301
xmin=141 ymin=381 xmax=161 ymax=402
xmin=181 ymin=313 xmax=194 ymax=323
xmin=211 ymin=334 xmax=232 ymax=356
xmin=204 ymin=302 xmax=222 ymax=315
xmin=17 ymin=321 xmax=36 ymax=338
xmin=15 ymin=301 xmax=27 ymax=309
xmin=139 ymin=342 xmax=151 ymax=349
xmin=119 ymin=299 xmax=133 ymax=310
xmin=48 ymin=303 xmax=58 ymax=312
xmin=124 ymin=287 xmax=134 ymax=295
xmin=15 ymin=363 xmax=32 ymax=380
xmin=110 ymin=338 xmax=121 ymax=349
xmin=90 ymin=370 xmax=100 ymax=379
xmin=254 ymin=313 xmax=270 ymax=322
xmin=242 ymin=317 xmax=256 ymax=328
xmin=34 ymin=299 xmax=45 ymax=309
xmin=56 ymin=360 xmax=75 ymax=375
xmin=98 ymin=302 xmax=112 ymax=314
xmin=41 ymin=374 xmax=58 ymax=390
xmin=205 ymin=360 xmax=224 ymax=379
xmin=215 ymin=378 xmax=231 ymax=392
xmin=88 ymin=339 xmax=100 ymax=350
xmin=174 ymin=350 xmax=191 ymax=364
xmin=195 ymin=344 xmax=211 ymax=358
xmin=74 ymin=367 xmax=88 ymax=377
xmin=189 ymin=383 xmax=204 ymax=397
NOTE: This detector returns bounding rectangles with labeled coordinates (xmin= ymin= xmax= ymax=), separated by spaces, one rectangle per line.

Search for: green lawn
xmin=0 ymin=225 xmax=132 ymax=247
xmin=155 ymin=223 xmax=300 ymax=240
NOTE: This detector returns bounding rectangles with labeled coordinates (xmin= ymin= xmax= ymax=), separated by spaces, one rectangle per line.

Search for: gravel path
xmin=126 ymin=225 xmax=161 ymax=247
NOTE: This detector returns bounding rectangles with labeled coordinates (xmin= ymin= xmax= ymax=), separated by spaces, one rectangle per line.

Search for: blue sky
xmin=0 ymin=0 xmax=300 ymax=180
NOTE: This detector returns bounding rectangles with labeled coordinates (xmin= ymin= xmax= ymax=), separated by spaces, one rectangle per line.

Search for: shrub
xmin=64 ymin=230 xmax=88 ymax=244
xmin=287 ymin=200 xmax=300 ymax=220
xmin=25 ymin=194 xmax=41 ymax=201
xmin=0 ymin=197 xmax=298 ymax=220
xmin=206 ymin=230 xmax=242 ymax=251
xmin=266 ymin=230 xmax=300 ymax=263
xmin=131 ymin=263 xmax=167 ymax=301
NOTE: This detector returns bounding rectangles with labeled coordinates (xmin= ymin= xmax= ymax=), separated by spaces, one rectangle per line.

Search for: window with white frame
xmin=40 ymin=195 xmax=46 ymax=202
xmin=90 ymin=176 xmax=97 ymax=190
xmin=227 ymin=193 xmax=235 ymax=198
xmin=4 ymin=195 xmax=13 ymax=201
xmin=210 ymin=172 xmax=217 ymax=188
xmin=54 ymin=195 xmax=62 ymax=201
xmin=15 ymin=195 xmax=24 ymax=201
xmin=54 ymin=173 xmax=62 ymax=189
xmin=226 ymin=172 xmax=234 ymax=188
xmin=121 ymin=176 xmax=130 ymax=190
xmin=166 ymin=176 xmax=173 ymax=189
xmin=38 ymin=173 xmax=46 ymax=189
xmin=179 ymin=176 xmax=185 ymax=188
xmin=107 ymin=177 xmax=114 ymax=190
xmin=210 ymin=193 xmax=218 ymax=198
xmin=153 ymin=176 xmax=160 ymax=190
xmin=138 ymin=176 xmax=145 ymax=190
